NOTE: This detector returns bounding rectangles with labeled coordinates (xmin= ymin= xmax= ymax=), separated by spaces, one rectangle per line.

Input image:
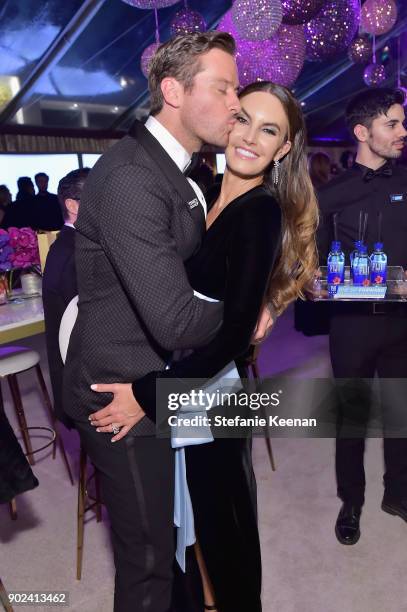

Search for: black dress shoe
xmin=381 ymin=497 xmax=407 ymax=522
xmin=335 ymin=503 xmax=361 ymax=545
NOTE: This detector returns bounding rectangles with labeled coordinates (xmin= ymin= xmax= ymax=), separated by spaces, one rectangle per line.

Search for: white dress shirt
xmin=145 ymin=115 xmax=207 ymax=217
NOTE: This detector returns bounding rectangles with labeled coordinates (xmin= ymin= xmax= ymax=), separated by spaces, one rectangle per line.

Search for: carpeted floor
xmin=1 ymin=306 xmax=406 ymax=612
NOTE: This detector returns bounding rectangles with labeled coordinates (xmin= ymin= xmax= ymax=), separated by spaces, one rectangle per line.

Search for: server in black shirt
xmin=318 ymin=88 xmax=407 ymax=545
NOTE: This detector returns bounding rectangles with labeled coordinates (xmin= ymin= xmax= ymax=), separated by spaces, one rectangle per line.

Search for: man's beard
xmin=368 ymin=136 xmax=404 ymax=160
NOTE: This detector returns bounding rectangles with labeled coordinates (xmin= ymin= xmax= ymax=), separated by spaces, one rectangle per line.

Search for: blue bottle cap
xmin=359 ymin=244 xmax=368 ymax=254
xmin=374 ymin=242 xmax=383 ymax=251
xmin=331 ymin=241 xmax=341 ymax=252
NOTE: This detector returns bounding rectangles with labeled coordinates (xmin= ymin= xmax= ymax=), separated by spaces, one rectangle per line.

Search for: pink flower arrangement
xmin=8 ymin=227 xmax=40 ymax=270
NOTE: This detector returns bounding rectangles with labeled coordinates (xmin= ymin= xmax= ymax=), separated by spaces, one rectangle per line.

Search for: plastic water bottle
xmin=352 ymin=244 xmax=370 ymax=286
xmin=327 ymin=241 xmax=345 ymax=287
xmin=369 ymin=242 xmax=387 ymax=285
xmin=350 ymin=240 xmax=363 ymax=269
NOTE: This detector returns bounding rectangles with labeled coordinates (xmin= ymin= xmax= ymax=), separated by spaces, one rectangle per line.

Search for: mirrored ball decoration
xmin=304 ymin=0 xmax=361 ymax=62
xmin=348 ymin=35 xmax=372 ymax=64
xmin=282 ymin=0 xmax=324 ymax=25
xmin=122 ymin=0 xmax=178 ymax=8
xmin=363 ymin=62 xmax=386 ymax=87
xmin=217 ymin=9 xmax=240 ymax=39
xmin=270 ymin=24 xmax=306 ymax=86
xmin=360 ymin=0 xmax=398 ymax=36
xmin=232 ymin=0 xmax=283 ymax=41
xmin=170 ymin=8 xmax=206 ymax=37
xmin=140 ymin=42 xmax=161 ymax=78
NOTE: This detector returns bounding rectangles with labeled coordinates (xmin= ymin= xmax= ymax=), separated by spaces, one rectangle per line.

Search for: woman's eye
xmin=236 ymin=115 xmax=247 ymax=123
xmin=263 ymin=128 xmax=276 ymax=135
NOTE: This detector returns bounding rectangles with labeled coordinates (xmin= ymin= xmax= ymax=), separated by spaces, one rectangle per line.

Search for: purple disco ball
xmin=236 ymin=40 xmax=277 ymax=86
xmin=282 ymin=0 xmax=325 ymax=25
xmin=122 ymin=0 xmax=178 ymax=8
xmin=348 ymin=35 xmax=372 ymax=64
xmin=270 ymin=24 xmax=306 ymax=86
xmin=363 ymin=62 xmax=386 ymax=87
xmin=217 ymin=9 xmax=240 ymax=39
xmin=170 ymin=8 xmax=206 ymax=37
xmin=232 ymin=0 xmax=283 ymax=41
xmin=140 ymin=42 xmax=160 ymax=78
xmin=218 ymin=10 xmax=305 ymax=88
xmin=305 ymin=0 xmax=360 ymax=62
xmin=360 ymin=0 xmax=397 ymax=36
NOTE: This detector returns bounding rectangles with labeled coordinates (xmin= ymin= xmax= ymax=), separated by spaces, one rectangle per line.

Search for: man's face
xmin=366 ymin=103 xmax=407 ymax=160
xmin=179 ymin=48 xmax=241 ymax=148
xmin=36 ymin=175 xmax=48 ymax=192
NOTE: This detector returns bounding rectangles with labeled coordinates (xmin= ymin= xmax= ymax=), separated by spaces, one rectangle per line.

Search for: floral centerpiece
xmin=0 ymin=227 xmax=41 ymax=301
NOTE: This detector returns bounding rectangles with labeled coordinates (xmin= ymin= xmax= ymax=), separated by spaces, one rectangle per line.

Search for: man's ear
xmin=160 ymin=77 xmax=183 ymax=109
xmin=65 ymin=198 xmax=79 ymax=218
xmin=353 ymin=123 xmax=368 ymax=143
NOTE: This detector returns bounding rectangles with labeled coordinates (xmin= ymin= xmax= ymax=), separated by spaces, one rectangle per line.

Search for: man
xmin=34 ymin=172 xmax=64 ymax=230
xmin=0 ymin=185 xmax=12 ymax=226
xmin=42 ymin=168 xmax=90 ymax=430
xmin=3 ymin=177 xmax=35 ymax=228
xmin=318 ymin=88 xmax=407 ymax=545
xmin=63 ymin=32 xmax=241 ymax=612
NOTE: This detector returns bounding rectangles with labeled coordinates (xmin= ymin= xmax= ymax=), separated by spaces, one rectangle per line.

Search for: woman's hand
xmin=252 ymin=303 xmax=274 ymax=344
xmin=89 ymin=383 xmax=145 ymax=442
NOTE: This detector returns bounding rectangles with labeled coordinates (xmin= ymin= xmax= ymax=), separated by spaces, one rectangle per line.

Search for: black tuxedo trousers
xmin=76 ymin=422 xmax=175 ymax=611
xmin=330 ymin=311 xmax=407 ymax=506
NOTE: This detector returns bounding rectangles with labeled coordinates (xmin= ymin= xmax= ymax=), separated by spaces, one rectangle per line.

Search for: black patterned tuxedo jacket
xmin=62 ymin=121 xmax=222 ymax=435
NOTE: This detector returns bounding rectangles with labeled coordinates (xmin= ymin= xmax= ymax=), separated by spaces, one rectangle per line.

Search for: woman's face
xmin=225 ymin=91 xmax=292 ymax=179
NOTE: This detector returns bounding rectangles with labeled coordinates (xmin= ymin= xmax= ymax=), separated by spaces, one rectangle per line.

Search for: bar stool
xmin=0 ymin=577 xmax=13 ymax=612
xmin=76 ymin=446 xmax=103 ymax=580
xmin=58 ymin=295 xmax=103 ymax=579
xmin=0 ymin=346 xmax=73 ymax=483
xmin=242 ymin=345 xmax=276 ymax=472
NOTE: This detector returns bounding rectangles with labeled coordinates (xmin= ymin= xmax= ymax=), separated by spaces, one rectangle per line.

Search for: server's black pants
xmin=330 ymin=312 xmax=407 ymax=507
xmin=75 ymin=420 xmax=175 ymax=612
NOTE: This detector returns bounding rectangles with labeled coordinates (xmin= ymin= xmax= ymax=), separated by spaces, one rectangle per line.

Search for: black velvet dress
xmin=133 ymin=184 xmax=282 ymax=612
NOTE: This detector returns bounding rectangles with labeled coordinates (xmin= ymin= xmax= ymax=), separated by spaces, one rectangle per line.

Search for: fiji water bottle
xmin=350 ymin=240 xmax=363 ymax=269
xmin=370 ymin=242 xmax=387 ymax=285
xmin=327 ymin=241 xmax=345 ymax=294
xmin=352 ymin=244 xmax=370 ymax=286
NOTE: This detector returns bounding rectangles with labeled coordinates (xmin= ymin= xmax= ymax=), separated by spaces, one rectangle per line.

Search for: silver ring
xmin=112 ymin=424 xmax=121 ymax=435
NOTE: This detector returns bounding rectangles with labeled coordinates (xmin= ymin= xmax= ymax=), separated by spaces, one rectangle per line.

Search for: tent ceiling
xmin=0 ymin=0 xmax=406 ymax=143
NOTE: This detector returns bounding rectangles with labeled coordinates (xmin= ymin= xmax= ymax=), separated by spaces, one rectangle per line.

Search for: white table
xmin=0 ymin=295 xmax=44 ymax=344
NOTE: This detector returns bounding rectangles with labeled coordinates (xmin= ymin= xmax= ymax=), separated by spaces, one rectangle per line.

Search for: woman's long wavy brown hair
xmin=239 ymin=82 xmax=319 ymax=316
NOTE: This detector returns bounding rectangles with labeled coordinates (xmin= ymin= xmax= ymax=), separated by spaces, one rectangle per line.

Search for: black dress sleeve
xmin=132 ymin=193 xmax=282 ymax=422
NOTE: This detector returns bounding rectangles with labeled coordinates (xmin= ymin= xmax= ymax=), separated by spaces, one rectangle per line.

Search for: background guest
xmin=0 ymin=185 xmax=12 ymax=226
xmin=340 ymin=149 xmax=356 ymax=171
xmin=34 ymin=172 xmax=64 ymax=231
xmin=309 ymin=151 xmax=332 ymax=189
xmin=42 ymin=168 xmax=90 ymax=429
xmin=3 ymin=176 xmax=36 ymax=228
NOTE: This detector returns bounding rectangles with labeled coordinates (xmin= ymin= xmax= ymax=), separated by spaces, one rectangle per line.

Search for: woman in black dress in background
xmin=90 ymin=82 xmax=318 ymax=611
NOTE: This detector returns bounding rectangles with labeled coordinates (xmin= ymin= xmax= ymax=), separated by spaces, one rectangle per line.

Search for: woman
xmin=90 ymin=82 xmax=318 ymax=611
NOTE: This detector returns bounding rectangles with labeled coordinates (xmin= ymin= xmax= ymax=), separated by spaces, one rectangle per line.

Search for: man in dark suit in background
xmin=42 ymin=168 xmax=90 ymax=429
xmin=34 ymin=172 xmax=64 ymax=230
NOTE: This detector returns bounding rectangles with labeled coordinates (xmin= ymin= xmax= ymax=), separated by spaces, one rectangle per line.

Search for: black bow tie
xmin=363 ymin=166 xmax=393 ymax=182
xmin=184 ymin=152 xmax=200 ymax=177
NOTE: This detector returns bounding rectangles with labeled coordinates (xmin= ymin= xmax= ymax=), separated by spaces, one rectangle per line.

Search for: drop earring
xmin=272 ymin=160 xmax=280 ymax=186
